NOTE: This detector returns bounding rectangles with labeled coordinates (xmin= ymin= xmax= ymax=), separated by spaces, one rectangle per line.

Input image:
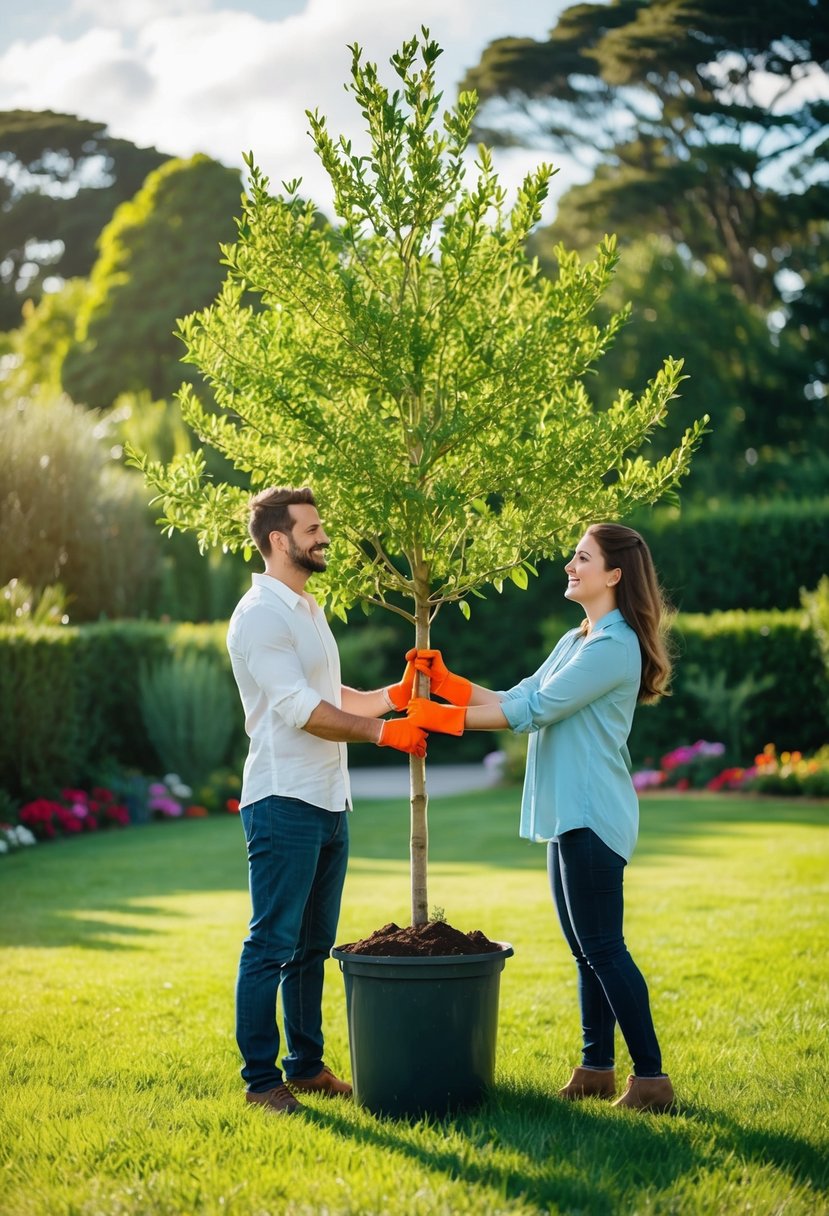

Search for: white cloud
xmin=69 ymin=0 xmax=213 ymax=28
xmin=0 ymin=1 xmax=573 ymax=218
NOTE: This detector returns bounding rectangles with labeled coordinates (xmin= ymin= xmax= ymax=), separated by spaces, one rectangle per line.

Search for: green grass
xmin=1 ymin=787 xmax=827 ymax=1216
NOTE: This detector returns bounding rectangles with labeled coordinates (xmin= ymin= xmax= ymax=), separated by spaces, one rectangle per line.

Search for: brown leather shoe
xmin=245 ymin=1083 xmax=303 ymax=1115
xmin=287 ymin=1065 xmax=352 ymax=1099
xmin=612 ymin=1074 xmax=675 ymax=1113
xmin=557 ymin=1066 xmax=616 ymax=1100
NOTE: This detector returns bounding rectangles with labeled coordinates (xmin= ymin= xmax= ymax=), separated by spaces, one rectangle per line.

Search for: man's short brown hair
xmin=248 ymin=486 xmax=316 ymax=556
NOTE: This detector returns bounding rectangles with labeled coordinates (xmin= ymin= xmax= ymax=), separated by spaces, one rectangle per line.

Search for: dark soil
xmin=336 ymin=920 xmax=502 ymax=957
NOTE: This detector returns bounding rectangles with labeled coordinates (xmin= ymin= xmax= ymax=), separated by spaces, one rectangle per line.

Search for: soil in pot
xmin=336 ymin=920 xmax=501 ymax=957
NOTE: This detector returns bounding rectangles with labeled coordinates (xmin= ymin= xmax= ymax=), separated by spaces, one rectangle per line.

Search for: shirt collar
xmin=251 ymin=572 xmax=312 ymax=611
xmin=591 ymin=607 xmax=626 ymax=632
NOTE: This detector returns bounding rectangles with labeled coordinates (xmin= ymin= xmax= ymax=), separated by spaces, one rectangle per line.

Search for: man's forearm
xmin=303 ymin=698 xmax=383 ymax=743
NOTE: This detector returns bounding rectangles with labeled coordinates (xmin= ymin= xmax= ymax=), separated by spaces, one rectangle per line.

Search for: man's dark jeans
xmin=548 ymin=827 xmax=663 ymax=1077
xmin=236 ymin=795 xmax=349 ymax=1093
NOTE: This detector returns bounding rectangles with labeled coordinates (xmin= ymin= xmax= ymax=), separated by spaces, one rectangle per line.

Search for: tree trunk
xmin=409 ymin=566 xmax=430 ymax=925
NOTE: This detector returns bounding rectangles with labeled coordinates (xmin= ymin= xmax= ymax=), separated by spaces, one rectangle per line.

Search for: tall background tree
xmin=60 ymin=154 xmax=243 ymax=408
xmin=0 ymin=110 xmax=166 ymax=330
xmin=464 ymin=1 xmax=829 ymax=496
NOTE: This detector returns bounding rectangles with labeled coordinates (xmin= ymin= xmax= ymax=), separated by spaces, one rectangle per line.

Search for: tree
xmin=0 ymin=279 xmax=91 ymax=400
xmin=132 ymin=31 xmax=706 ymax=925
xmin=61 ymin=155 xmax=244 ymax=408
xmin=0 ymin=110 xmax=167 ymax=330
xmin=463 ymin=2 xmax=829 ymax=488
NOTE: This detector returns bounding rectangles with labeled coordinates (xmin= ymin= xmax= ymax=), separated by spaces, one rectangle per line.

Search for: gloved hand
xmin=385 ymin=649 xmax=418 ymax=711
xmin=412 ymin=649 xmax=472 ymax=706
xmin=407 ymin=697 xmax=466 ymax=736
xmin=378 ymin=717 xmax=428 ymax=757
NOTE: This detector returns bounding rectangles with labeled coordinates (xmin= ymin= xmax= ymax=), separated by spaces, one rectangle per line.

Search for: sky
xmin=0 ymin=0 xmax=583 ymax=221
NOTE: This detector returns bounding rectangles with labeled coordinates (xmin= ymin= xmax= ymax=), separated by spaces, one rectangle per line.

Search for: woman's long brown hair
xmin=584 ymin=523 xmax=673 ymax=703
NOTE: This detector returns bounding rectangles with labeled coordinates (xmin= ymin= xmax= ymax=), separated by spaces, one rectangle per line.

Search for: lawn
xmin=1 ymin=784 xmax=827 ymax=1216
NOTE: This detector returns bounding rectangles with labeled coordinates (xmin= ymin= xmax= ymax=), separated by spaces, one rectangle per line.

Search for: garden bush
xmin=628 ymin=608 xmax=828 ymax=765
xmin=138 ymin=652 xmax=237 ymax=787
xmin=0 ymin=618 xmax=403 ymax=799
xmin=0 ymin=394 xmax=252 ymax=625
xmin=2 ymin=600 xmax=825 ymax=799
xmin=626 ymin=498 xmax=829 ymax=612
xmin=0 ymin=396 xmax=162 ymax=620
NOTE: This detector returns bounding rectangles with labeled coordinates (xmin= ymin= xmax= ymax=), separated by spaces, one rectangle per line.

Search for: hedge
xmin=626 ymin=498 xmax=829 ymax=613
xmin=626 ymin=609 xmax=829 ymax=765
xmin=0 ymin=619 xmax=403 ymax=799
xmin=2 ymin=603 xmax=827 ymax=799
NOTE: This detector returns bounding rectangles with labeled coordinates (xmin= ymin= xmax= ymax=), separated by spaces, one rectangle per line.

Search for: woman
xmin=407 ymin=523 xmax=676 ymax=1113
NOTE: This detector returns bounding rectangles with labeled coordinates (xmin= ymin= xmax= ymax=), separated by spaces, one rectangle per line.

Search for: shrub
xmin=747 ymin=743 xmax=829 ymax=798
xmin=138 ymin=652 xmax=237 ymax=787
xmin=2 ymin=601 xmax=827 ymax=799
xmin=802 ymin=576 xmax=829 ymax=719
xmin=0 ymin=397 xmax=163 ymax=620
xmin=0 ymin=620 xmax=243 ymax=799
xmin=628 ymin=607 xmax=828 ymax=766
xmin=627 ymin=499 xmax=829 ymax=612
xmin=0 ymin=580 xmax=70 ymax=625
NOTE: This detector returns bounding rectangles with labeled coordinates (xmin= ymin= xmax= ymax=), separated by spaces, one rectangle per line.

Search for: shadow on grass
xmin=348 ymin=789 xmax=829 ymax=870
xmin=0 ymin=817 xmax=246 ymax=950
xmin=309 ymin=1082 xmax=827 ymax=1212
xmin=1 ymin=792 xmax=826 ymax=949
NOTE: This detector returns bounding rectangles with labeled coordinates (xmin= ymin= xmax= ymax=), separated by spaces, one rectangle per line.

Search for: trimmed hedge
xmin=627 ymin=498 xmax=829 ymax=613
xmin=0 ymin=619 xmax=403 ymax=799
xmin=0 ymin=622 xmax=237 ymax=800
xmin=629 ymin=609 xmax=828 ymax=764
xmin=2 ymin=605 xmax=826 ymax=798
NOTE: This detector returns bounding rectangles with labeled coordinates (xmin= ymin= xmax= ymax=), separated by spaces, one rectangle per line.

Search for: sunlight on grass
xmin=1 ymin=790 xmax=827 ymax=1215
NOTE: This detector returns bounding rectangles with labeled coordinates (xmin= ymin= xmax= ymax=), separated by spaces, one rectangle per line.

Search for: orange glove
xmin=378 ymin=717 xmax=428 ymax=757
xmin=407 ymin=697 xmax=466 ymax=736
xmin=413 ymin=649 xmax=472 ymax=706
xmin=385 ymin=649 xmax=418 ymax=711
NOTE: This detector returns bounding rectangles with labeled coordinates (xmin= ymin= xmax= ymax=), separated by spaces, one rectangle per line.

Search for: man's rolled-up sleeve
xmin=243 ymin=618 xmax=322 ymax=729
xmin=501 ymin=634 xmax=628 ymax=733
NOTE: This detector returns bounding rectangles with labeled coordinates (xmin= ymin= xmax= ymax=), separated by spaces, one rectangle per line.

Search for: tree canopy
xmin=60 ymin=154 xmax=243 ymax=408
xmin=0 ymin=110 xmax=167 ymax=330
xmin=463 ymin=1 xmax=829 ymax=492
xmin=136 ymin=34 xmax=705 ymax=626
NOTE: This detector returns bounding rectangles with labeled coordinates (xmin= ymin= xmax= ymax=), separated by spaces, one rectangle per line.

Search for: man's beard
xmin=287 ymin=535 xmax=328 ymax=574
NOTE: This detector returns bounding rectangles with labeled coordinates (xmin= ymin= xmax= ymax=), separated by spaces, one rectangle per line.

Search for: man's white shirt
xmin=227 ymin=573 xmax=351 ymax=812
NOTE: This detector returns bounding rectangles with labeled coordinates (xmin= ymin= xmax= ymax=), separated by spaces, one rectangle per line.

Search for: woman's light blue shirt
xmin=500 ymin=608 xmax=641 ymax=861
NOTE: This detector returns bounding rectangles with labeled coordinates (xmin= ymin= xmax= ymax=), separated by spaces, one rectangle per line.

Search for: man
xmin=227 ymin=485 xmax=426 ymax=1116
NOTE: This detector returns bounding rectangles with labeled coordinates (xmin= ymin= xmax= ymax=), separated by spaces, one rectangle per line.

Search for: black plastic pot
xmin=331 ymin=943 xmax=513 ymax=1118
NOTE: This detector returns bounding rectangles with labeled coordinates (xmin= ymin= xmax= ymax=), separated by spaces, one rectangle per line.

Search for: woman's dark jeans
xmin=236 ymin=795 xmax=349 ymax=1092
xmin=548 ymin=827 xmax=663 ymax=1077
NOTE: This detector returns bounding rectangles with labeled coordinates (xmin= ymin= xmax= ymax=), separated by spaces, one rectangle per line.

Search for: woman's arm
xmin=464 ymin=700 xmax=510 ymax=729
xmin=340 ymin=687 xmax=390 ymax=718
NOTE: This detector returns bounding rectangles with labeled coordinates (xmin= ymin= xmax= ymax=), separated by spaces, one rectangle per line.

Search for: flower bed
xmin=18 ymin=787 xmax=130 ymax=840
xmin=633 ymin=741 xmax=829 ymax=798
xmin=1 ymin=769 xmax=242 ymax=857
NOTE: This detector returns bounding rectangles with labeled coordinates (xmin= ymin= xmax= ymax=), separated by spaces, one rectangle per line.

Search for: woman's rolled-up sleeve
xmin=501 ymin=633 xmax=630 ymax=733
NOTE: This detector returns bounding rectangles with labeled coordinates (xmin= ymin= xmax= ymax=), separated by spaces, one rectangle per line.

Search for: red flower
xmin=226 ymin=799 xmax=240 ymax=814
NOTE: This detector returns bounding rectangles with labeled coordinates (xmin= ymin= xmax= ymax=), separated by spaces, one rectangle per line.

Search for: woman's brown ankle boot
xmin=611 ymin=1074 xmax=675 ymax=1113
xmin=557 ymin=1066 xmax=616 ymax=1100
